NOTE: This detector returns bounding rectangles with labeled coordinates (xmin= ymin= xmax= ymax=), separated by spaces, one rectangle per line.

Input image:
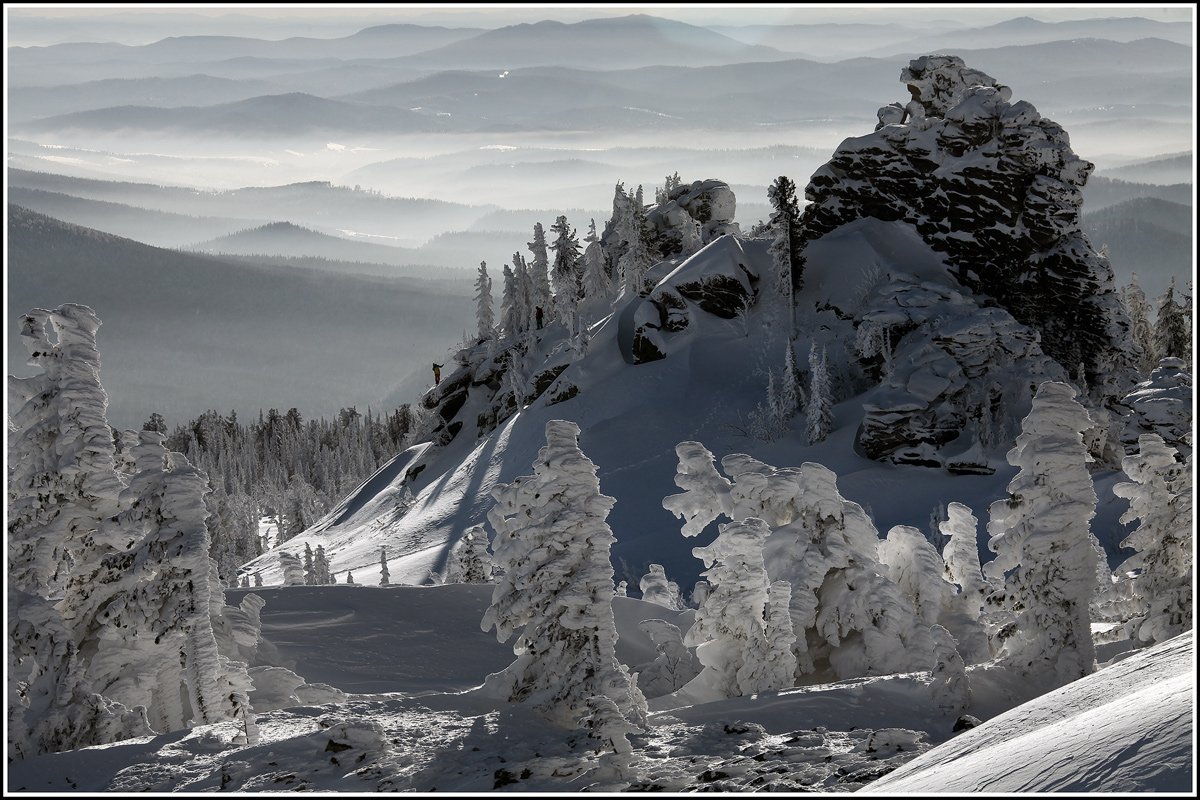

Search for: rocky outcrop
xmin=854 ymin=274 xmax=1066 ymax=468
xmin=802 ymin=54 xmax=1138 ymax=404
xmin=1119 ymin=358 xmax=1193 ymax=459
xmin=645 ymin=178 xmax=741 ymax=259
xmin=630 ymin=235 xmax=759 ymax=364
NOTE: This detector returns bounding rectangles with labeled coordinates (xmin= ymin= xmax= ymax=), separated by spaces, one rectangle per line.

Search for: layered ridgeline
xmin=237 ymin=54 xmax=1185 ymax=602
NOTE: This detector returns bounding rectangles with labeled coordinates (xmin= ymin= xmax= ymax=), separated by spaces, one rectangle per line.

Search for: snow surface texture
xmin=866 ymin=632 xmax=1195 ymax=793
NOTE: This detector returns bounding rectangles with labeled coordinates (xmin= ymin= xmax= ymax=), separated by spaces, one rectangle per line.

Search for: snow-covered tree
xmin=638 ymin=564 xmax=685 ymax=610
xmin=633 ymin=619 xmax=701 ymax=698
xmin=7 ymin=305 xmax=152 ymax=758
xmin=780 ymin=342 xmax=802 ymax=422
xmin=767 ymin=176 xmax=804 ymax=333
xmin=581 ymin=218 xmax=613 ymax=309
xmin=614 ymin=580 xmax=628 ymax=598
xmin=445 ymin=524 xmax=494 ymax=584
xmin=528 ymin=224 xmax=552 ymax=325
xmin=475 ymin=261 xmax=494 ymax=340
xmin=618 ymin=189 xmax=653 ymax=296
xmin=514 ymin=254 xmax=535 ymax=333
xmin=481 ymin=420 xmax=647 ymax=729
xmin=379 ymin=547 xmax=390 ymax=585
xmin=1154 ymin=277 xmax=1191 ymax=363
xmin=253 ymin=571 xmax=263 ymax=587
xmin=279 ymin=550 xmax=304 ymax=586
xmin=550 ymin=215 xmax=583 ymax=317
xmin=939 ymin=502 xmax=993 ymax=663
xmin=740 ymin=580 xmax=799 ymax=693
xmin=663 ymin=444 xmax=935 ymax=682
xmin=929 ymin=624 xmax=970 ymax=717
xmin=345 ymin=571 xmax=355 ymax=584
xmin=878 ymin=525 xmax=954 ymax=628
xmin=303 ymin=542 xmax=315 ymax=585
xmin=683 ymin=517 xmax=775 ymax=698
xmin=500 ymin=263 xmax=521 ymax=338
xmin=984 ymin=381 xmax=1099 ymax=687
xmin=1105 ymin=435 xmax=1192 ymax=645
xmin=1120 ymin=273 xmax=1157 ymax=374
xmin=8 ymin=305 xmax=126 ymax=599
xmin=314 ymin=544 xmax=331 ymax=585
xmin=805 ymin=343 xmax=834 ymax=444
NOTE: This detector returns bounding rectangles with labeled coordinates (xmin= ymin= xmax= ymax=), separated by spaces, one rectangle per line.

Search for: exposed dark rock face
xmin=801 ymin=54 xmax=1138 ymax=404
xmin=854 ymin=274 xmax=1065 ymax=468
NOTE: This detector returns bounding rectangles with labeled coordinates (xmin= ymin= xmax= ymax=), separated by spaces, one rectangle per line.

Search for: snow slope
xmin=9 ymin=583 xmax=1191 ymax=793
xmin=241 ymin=220 xmax=1051 ymax=593
xmin=866 ymin=631 xmax=1196 ymax=793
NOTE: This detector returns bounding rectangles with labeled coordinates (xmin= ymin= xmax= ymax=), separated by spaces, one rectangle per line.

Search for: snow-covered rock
xmin=854 ymin=273 xmax=1065 ymax=467
xmin=803 ymin=54 xmax=1138 ymax=404
xmin=1119 ymin=357 xmax=1193 ymax=459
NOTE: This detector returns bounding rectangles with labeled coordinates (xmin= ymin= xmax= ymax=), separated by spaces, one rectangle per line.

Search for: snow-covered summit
xmin=802 ymin=53 xmax=1139 ymax=405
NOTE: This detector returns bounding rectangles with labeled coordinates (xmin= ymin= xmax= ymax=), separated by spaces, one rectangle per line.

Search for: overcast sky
xmin=6 ymin=3 xmax=1195 ymax=46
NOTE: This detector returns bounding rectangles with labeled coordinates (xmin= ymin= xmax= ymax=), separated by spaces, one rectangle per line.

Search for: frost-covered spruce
xmin=500 ymin=263 xmax=521 ymax=338
xmin=984 ymin=381 xmax=1099 ymax=686
xmin=279 ymin=550 xmax=305 ymax=586
xmin=528 ymin=223 xmax=553 ymax=322
xmin=665 ymin=444 xmax=935 ymax=681
xmin=929 ymin=624 xmax=970 ymax=717
xmin=938 ymin=502 xmax=993 ymax=663
xmin=638 ymin=564 xmax=685 ymax=610
xmin=379 ymin=547 xmax=390 ymax=585
xmin=581 ymin=219 xmax=613 ymax=310
xmin=8 ymin=586 xmax=149 ymax=760
xmin=1120 ymin=273 xmax=1157 ymax=374
xmin=8 ymin=305 xmax=126 ymax=598
xmin=683 ymin=517 xmax=774 ymax=698
xmin=481 ymin=420 xmax=647 ymax=728
xmin=1153 ymin=277 xmax=1191 ymax=363
xmin=634 ymin=619 xmax=701 ymax=698
xmin=614 ymin=580 xmax=628 ymax=597
xmin=878 ymin=525 xmax=955 ymax=628
xmin=314 ymin=544 xmax=332 ymax=584
xmin=67 ymin=432 xmax=257 ymax=741
xmin=740 ymin=580 xmax=799 ymax=693
xmin=445 ymin=524 xmax=494 ymax=584
xmin=661 ymin=441 xmax=734 ymax=537
xmin=805 ymin=343 xmax=834 ymax=444
xmin=1106 ymin=435 xmax=1192 ymax=645
xmin=474 ymin=261 xmax=494 ymax=339
xmin=303 ymin=542 xmax=316 ymax=585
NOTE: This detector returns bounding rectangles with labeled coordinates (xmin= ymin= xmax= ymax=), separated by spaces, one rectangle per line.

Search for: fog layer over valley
xmin=5 ymin=7 xmax=1193 ymax=430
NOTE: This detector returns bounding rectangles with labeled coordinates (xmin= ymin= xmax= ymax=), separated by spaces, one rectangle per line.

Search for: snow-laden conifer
xmin=805 ymin=343 xmax=834 ymax=444
xmin=500 ymin=263 xmax=521 ymax=337
xmin=929 ymin=624 xmax=970 ymax=716
xmin=1105 ymin=435 xmax=1192 ymax=645
xmin=683 ymin=518 xmax=772 ymax=697
xmin=1120 ymin=273 xmax=1156 ymax=374
xmin=279 ymin=550 xmax=305 ymax=586
xmin=740 ymin=580 xmax=799 ymax=693
xmin=303 ymin=542 xmax=316 ymax=585
xmin=379 ymin=546 xmax=390 ymax=585
xmin=1154 ymin=277 xmax=1191 ymax=363
xmin=528 ymin=224 xmax=552 ymax=323
xmin=878 ymin=525 xmax=955 ymax=627
xmin=634 ymin=619 xmax=700 ymax=698
xmin=638 ymin=564 xmax=685 ymax=610
xmin=984 ymin=381 xmax=1099 ymax=687
xmin=938 ymin=502 xmax=993 ymax=663
xmin=474 ymin=261 xmax=494 ymax=340
xmin=767 ymin=176 xmax=803 ymax=334
xmin=664 ymin=444 xmax=936 ymax=681
xmin=314 ymin=544 xmax=332 ymax=584
xmin=481 ymin=420 xmax=647 ymax=729
xmin=446 ymin=524 xmax=494 ymax=584
xmin=581 ymin=218 xmax=613 ymax=309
